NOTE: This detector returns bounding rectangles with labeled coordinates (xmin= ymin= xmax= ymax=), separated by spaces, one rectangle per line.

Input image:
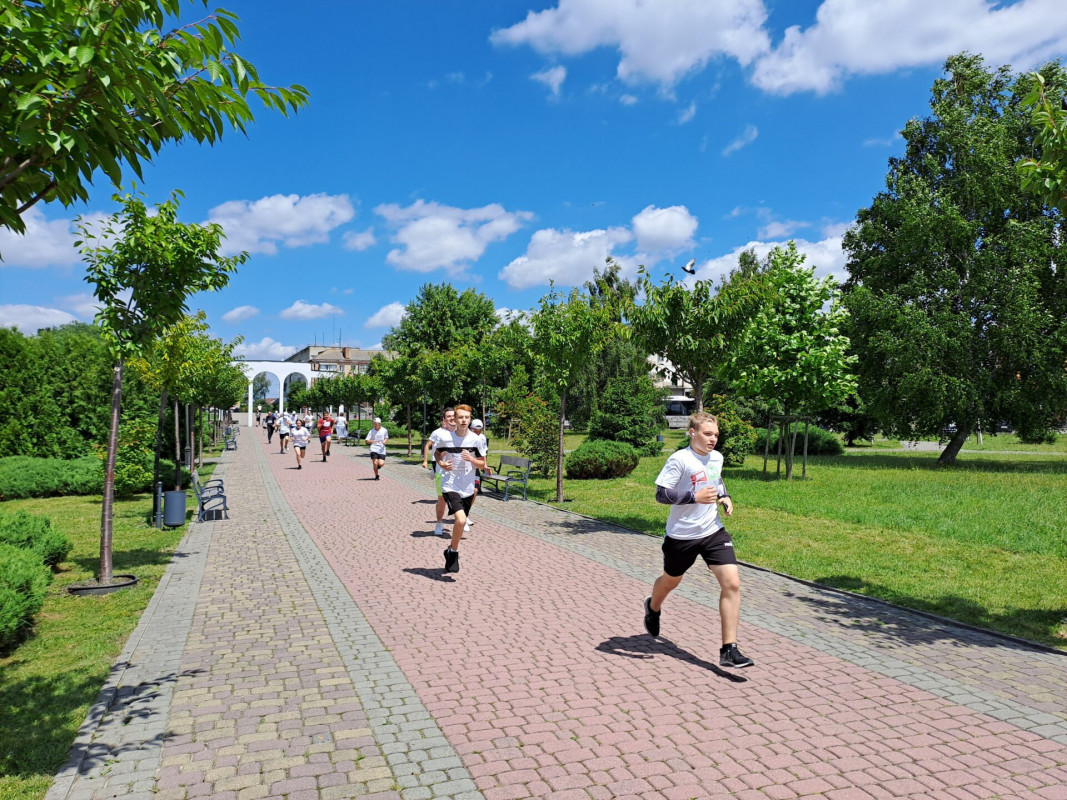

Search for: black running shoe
xmin=719 ymin=643 xmax=754 ymax=668
xmin=443 ymin=548 xmax=459 ymax=573
xmin=643 ymin=596 xmax=660 ymax=637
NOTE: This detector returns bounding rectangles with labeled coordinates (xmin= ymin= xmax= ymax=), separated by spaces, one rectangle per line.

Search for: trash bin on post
xmin=163 ymin=490 xmax=187 ymax=526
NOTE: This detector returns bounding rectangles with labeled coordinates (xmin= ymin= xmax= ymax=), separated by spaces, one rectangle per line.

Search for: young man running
xmin=365 ymin=417 xmax=389 ymax=479
xmin=291 ymin=418 xmax=310 ymax=469
xmin=464 ymin=418 xmax=490 ymax=533
xmin=318 ymin=411 xmax=334 ymax=462
xmin=435 ymin=405 xmax=486 ymax=573
xmin=643 ymin=412 xmax=754 ymax=669
xmin=277 ymin=413 xmax=291 ymax=454
xmin=422 ymin=407 xmax=456 ymax=536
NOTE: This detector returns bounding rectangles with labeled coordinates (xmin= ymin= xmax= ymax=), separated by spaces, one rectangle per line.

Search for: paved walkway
xmin=46 ymin=430 xmax=1067 ymax=800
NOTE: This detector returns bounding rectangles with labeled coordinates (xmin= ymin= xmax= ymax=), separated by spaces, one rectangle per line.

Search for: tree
xmin=383 ymin=282 xmax=496 ymax=358
xmin=530 ymin=287 xmax=607 ymax=501
xmin=587 ymin=375 xmax=665 ymax=456
xmin=1018 ymin=70 xmax=1067 ymax=210
xmin=843 ymin=54 xmax=1067 ymax=464
xmin=1 ymin=0 xmax=308 ymax=235
xmin=79 ymin=191 xmax=244 ymax=583
xmin=630 ymin=263 xmax=767 ymax=413
xmin=728 ymin=243 xmax=858 ymax=477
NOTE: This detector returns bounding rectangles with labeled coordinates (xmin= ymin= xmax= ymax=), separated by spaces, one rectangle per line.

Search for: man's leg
xmin=650 ymin=572 xmax=683 ymax=612
xmin=449 ymin=508 xmax=467 ymax=551
xmin=708 ymin=563 xmax=741 ymax=645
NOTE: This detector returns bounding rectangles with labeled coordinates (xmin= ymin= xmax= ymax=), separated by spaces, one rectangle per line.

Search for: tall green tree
xmin=1018 ymin=69 xmax=1067 ymax=210
xmin=383 ymin=282 xmax=496 ymax=358
xmin=843 ymin=54 xmax=1067 ymax=464
xmin=79 ymin=191 xmax=245 ymax=583
xmin=0 ymin=0 xmax=308 ymax=235
xmin=530 ymin=287 xmax=607 ymax=501
xmin=728 ymin=243 xmax=857 ymax=478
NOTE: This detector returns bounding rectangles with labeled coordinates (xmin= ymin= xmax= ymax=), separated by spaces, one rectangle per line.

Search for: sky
xmin=4 ymin=0 xmax=1067 ymax=361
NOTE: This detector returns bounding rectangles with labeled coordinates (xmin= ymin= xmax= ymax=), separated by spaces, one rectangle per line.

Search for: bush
xmin=565 ymin=439 xmax=640 ymax=479
xmin=705 ymin=395 xmax=759 ymax=466
xmin=513 ymin=394 xmax=561 ymax=477
xmin=0 ymin=542 xmax=52 ymax=651
xmin=0 ymin=511 xmax=72 ymax=569
xmin=587 ymin=376 xmax=664 ymax=456
xmin=755 ymin=423 xmax=844 ymax=456
xmin=0 ymin=456 xmax=102 ymax=501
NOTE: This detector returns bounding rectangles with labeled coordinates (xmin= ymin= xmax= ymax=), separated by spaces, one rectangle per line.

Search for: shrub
xmin=755 ymin=423 xmax=844 ymax=456
xmin=587 ymin=376 xmax=664 ymax=456
xmin=705 ymin=395 xmax=759 ymax=466
xmin=565 ymin=439 xmax=640 ymax=479
xmin=513 ymin=394 xmax=560 ymax=477
xmin=0 ymin=543 xmax=52 ymax=651
xmin=0 ymin=456 xmax=102 ymax=501
xmin=0 ymin=511 xmax=72 ymax=569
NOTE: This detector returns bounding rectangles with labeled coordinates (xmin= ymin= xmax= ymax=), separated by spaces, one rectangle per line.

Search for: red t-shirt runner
xmin=318 ymin=417 xmax=333 ymax=438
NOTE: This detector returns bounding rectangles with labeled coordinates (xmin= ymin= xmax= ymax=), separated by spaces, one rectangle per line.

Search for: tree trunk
xmin=99 ymin=359 xmax=124 ymax=583
xmin=556 ymin=393 xmax=566 ymax=502
xmin=693 ymin=374 xmax=704 ymax=412
xmin=173 ymin=399 xmax=181 ymax=490
xmin=185 ymin=403 xmax=192 ymax=475
xmin=152 ymin=387 xmax=167 ymax=520
xmin=938 ymin=427 xmax=970 ymax=465
xmin=783 ymin=406 xmax=795 ymax=480
xmin=196 ymin=406 xmax=203 ymax=467
xmin=406 ymin=403 xmax=412 ymax=456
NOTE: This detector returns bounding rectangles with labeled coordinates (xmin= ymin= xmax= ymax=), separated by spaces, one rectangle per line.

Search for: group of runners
xmin=265 ymin=402 xmax=755 ymax=669
xmin=262 ymin=409 xmax=387 ymax=474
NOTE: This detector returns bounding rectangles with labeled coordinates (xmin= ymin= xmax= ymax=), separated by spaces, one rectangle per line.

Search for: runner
xmin=422 ymin=407 xmax=456 ymax=536
xmin=318 ymin=410 xmax=334 ymax=462
xmin=291 ymin=418 xmax=310 ymax=469
xmin=435 ymin=405 xmax=487 ymax=573
xmin=365 ymin=417 xmax=389 ymax=479
xmin=277 ymin=413 xmax=291 ymax=454
xmin=265 ymin=410 xmax=276 ymax=444
xmin=335 ymin=414 xmax=348 ymax=444
xmin=465 ymin=418 xmax=490 ymax=533
xmin=643 ymin=411 xmax=755 ymax=669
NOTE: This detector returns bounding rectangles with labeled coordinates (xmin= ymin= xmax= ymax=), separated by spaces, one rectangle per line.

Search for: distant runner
xmin=291 ymin=418 xmax=310 ymax=470
xmin=318 ymin=411 xmax=334 ymax=462
xmin=365 ymin=417 xmax=389 ymax=480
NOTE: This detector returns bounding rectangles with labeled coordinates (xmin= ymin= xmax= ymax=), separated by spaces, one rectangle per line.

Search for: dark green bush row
xmin=755 ymin=423 xmax=844 ymax=456
xmin=0 ymin=511 xmax=72 ymax=568
xmin=0 ymin=456 xmax=102 ymax=501
xmin=565 ymin=439 xmax=639 ymax=479
xmin=0 ymin=542 xmax=52 ymax=651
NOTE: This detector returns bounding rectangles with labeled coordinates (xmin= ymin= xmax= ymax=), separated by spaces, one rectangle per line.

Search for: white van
xmin=664 ymin=394 xmax=696 ymax=429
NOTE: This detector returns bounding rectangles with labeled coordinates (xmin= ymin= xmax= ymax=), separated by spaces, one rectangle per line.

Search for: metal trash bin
xmin=163 ymin=490 xmax=187 ymax=527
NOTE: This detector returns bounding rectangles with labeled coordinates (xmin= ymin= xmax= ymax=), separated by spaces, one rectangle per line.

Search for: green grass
xmin=526 ymin=447 xmax=1067 ymax=649
xmin=0 ymin=494 xmax=188 ymax=800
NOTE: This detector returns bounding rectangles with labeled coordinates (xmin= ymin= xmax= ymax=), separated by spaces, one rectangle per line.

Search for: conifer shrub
xmin=0 ymin=456 xmax=102 ymax=500
xmin=565 ymin=439 xmax=640 ymax=479
xmin=0 ymin=511 xmax=72 ymax=569
xmin=0 ymin=543 xmax=52 ymax=651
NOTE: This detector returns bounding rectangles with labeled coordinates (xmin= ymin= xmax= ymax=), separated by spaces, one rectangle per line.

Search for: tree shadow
xmin=70 ymin=547 xmax=190 ymax=575
xmin=791 ymin=576 xmax=1067 ymax=652
xmin=596 ymin=634 xmax=747 ymax=682
xmin=550 ymin=515 xmax=657 ymax=538
xmin=0 ymin=661 xmax=203 ymax=781
xmin=729 ymin=453 xmax=1067 ymax=478
xmin=402 ymin=567 xmax=456 ymax=583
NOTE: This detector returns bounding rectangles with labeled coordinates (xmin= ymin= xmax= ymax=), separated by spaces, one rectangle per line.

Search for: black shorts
xmin=295 ymin=444 xmax=306 ymax=451
xmin=442 ymin=491 xmax=474 ymax=515
xmin=370 ymin=450 xmax=387 ymax=460
xmin=662 ymin=528 xmax=737 ymax=577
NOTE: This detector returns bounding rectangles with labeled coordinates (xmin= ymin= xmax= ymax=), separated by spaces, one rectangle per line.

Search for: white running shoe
xmin=464 ymin=521 xmax=471 ymax=532
xmin=434 ymin=522 xmax=444 ymax=536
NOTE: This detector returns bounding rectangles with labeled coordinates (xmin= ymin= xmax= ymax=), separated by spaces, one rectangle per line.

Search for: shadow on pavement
xmin=596 ymin=635 xmax=748 ymax=682
xmin=791 ymin=578 xmax=1067 ymax=653
xmin=402 ymin=567 xmax=456 ymax=583
xmin=410 ymin=499 xmax=436 ymax=505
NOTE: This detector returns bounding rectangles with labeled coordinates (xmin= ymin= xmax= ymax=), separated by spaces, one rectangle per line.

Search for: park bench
xmin=192 ymin=471 xmax=229 ymax=522
xmin=224 ymin=432 xmax=238 ymax=450
xmin=479 ymin=455 xmax=532 ymax=501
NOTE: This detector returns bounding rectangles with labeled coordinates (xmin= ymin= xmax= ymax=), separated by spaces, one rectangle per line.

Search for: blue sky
xmin=3 ymin=0 xmax=1067 ymax=359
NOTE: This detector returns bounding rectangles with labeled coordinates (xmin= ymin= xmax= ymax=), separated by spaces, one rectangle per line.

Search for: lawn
xmin=0 ymin=493 xmax=189 ymax=800
xmin=524 ymin=445 xmax=1067 ymax=649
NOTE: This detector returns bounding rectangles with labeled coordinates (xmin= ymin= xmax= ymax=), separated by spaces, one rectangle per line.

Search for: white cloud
xmin=234 ymin=337 xmax=299 ymax=360
xmin=222 ymin=305 xmax=260 ymax=323
xmin=365 ymin=302 xmax=407 ymax=329
xmin=863 ymin=132 xmax=904 ymax=147
xmin=0 ymin=207 xmax=83 ymax=268
xmin=758 ymin=219 xmax=809 ymax=239
xmin=499 ymin=226 xmax=633 ymax=289
xmin=279 ymin=300 xmax=344 ymax=321
xmin=693 ymin=234 xmax=848 ymax=285
xmin=752 ymin=0 xmax=1067 ymax=95
xmin=375 ymin=200 xmax=533 ymax=274
xmin=343 ymin=228 xmax=377 ymax=251
xmin=366 ymin=342 xmax=384 ymax=351
xmin=532 ymin=65 xmax=567 ymax=97
xmin=722 ymin=124 xmax=758 ymax=156
xmin=619 ymin=94 xmax=638 ymax=106
xmin=207 ymin=193 xmax=355 ymax=256
xmin=677 ymin=101 xmax=697 ymax=124
xmin=492 ymin=0 xmax=771 ymax=87
xmin=57 ymin=293 xmax=101 ymax=319
xmin=821 ymin=220 xmax=853 ymax=238
xmin=0 ymin=304 xmax=78 ymax=331
xmin=632 ymin=205 xmax=698 ymax=256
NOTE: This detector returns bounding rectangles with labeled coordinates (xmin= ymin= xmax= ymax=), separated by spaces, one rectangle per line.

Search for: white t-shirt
xmin=291 ymin=426 xmax=310 ymax=447
xmin=655 ymin=447 xmax=726 ymax=540
xmin=436 ymin=430 xmax=487 ymax=497
xmin=365 ymin=426 xmax=389 ymax=454
xmin=427 ymin=426 xmax=454 ymax=473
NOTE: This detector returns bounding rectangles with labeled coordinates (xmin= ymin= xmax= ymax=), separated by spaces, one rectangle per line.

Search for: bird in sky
xmin=682 ymin=259 xmax=696 ymax=275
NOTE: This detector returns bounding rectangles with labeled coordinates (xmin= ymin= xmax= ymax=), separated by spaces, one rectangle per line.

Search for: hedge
xmin=0 ymin=456 xmax=102 ymax=501
xmin=0 ymin=511 xmax=72 ymax=568
xmin=0 ymin=542 xmax=52 ymax=651
xmin=564 ymin=440 xmax=640 ymax=479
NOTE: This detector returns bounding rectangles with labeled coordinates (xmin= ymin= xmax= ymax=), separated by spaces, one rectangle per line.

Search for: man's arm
xmin=656 ymin=485 xmax=695 ymax=505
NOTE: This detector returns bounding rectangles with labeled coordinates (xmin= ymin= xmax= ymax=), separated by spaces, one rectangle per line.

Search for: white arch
xmin=238 ymin=360 xmax=315 ymax=426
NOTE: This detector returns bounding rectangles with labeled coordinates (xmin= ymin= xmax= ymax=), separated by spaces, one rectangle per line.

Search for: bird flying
xmin=682 ymin=258 xmax=696 ymax=275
